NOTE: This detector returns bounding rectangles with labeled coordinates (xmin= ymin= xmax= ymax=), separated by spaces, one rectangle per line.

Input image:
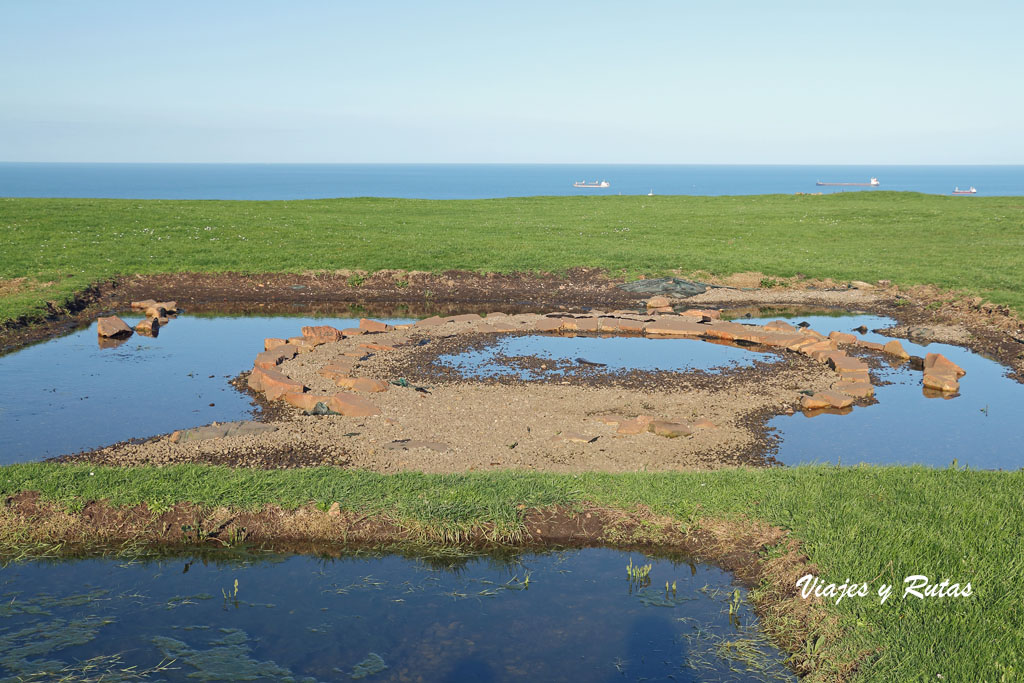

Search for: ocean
xmin=1 ymin=163 xmax=1021 ymax=200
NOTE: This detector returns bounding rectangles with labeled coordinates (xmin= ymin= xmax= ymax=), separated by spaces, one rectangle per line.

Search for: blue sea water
xmin=1 ymin=163 xmax=1022 ymax=199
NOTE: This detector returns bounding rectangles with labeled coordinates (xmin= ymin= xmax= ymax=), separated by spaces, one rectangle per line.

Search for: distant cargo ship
xmin=816 ymin=177 xmax=880 ymax=187
xmin=573 ymin=180 xmax=610 ymax=188
xmin=952 ymin=186 xmax=977 ymax=195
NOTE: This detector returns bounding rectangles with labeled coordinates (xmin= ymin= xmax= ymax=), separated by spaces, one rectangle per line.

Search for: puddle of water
xmin=0 ymin=548 xmax=793 ymax=682
xmin=751 ymin=313 xmax=1024 ymax=470
xmin=438 ymin=334 xmax=775 ymax=380
xmin=0 ymin=315 xmax=411 ymax=463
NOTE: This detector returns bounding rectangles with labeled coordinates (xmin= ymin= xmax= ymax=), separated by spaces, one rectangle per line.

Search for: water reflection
xmin=0 ymin=548 xmax=794 ymax=682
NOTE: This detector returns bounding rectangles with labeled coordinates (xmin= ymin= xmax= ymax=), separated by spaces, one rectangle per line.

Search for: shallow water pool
xmin=437 ymin=334 xmax=775 ymax=380
xmin=0 ymin=315 xmax=410 ymax=463
xmin=754 ymin=314 xmax=1024 ymax=469
xmin=0 ymin=548 xmax=793 ymax=682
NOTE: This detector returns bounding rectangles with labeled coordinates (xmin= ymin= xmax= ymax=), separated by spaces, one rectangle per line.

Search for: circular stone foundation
xmin=77 ymin=306 xmax=965 ymax=472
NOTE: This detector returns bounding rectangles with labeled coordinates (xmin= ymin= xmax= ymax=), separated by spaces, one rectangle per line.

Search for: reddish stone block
xmin=359 ymin=318 xmax=392 ymax=333
xmin=924 ymin=353 xmax=965 ymax=377
xmin=327 ymin=393 xmax=381 ymax=417
xmin=97 ymin=316 xmax=133 ymax=338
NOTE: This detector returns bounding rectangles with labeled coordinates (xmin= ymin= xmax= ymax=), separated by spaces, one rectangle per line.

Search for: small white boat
xmin=573 ymin=180 xmax=610 ymax=188
xmin=952 ymin=186 xmax=977 ymax=195
xmin=647 ymin=189 xmax=654 ymax=196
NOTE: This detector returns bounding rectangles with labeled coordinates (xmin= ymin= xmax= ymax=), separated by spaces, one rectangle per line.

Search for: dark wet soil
xmin=4 ymin=271 xmax=1022 ymax=383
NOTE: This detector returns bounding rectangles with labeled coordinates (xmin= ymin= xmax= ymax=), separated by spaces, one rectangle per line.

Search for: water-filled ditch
xmin=0 ymin=309 xmax=1021 ymax=469
xmin=0 ymin=548 xmax=794 ymax=682
xmin=0 ymin=314 xmax=411 ymax=462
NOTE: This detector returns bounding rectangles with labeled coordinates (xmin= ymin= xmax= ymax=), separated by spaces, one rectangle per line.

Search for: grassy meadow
xmin=1 ymin=463 xmax=1022 ymax=680
xmin=1 ymin=192 xmax=1023 ymax=323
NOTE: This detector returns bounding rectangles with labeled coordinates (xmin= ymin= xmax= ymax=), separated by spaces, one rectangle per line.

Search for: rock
xmin=649 ymin=306 xmax=674 ymax=314
xmin=800 ymin=340 xmax=839 ymax=361
xmin=283 ymin=392 xmax=326 ymax=411
xmin=342 ymin=327 xmax=364 ymax=337
xmin=96 ymin=316 xmax=133 ymax=338
xmin=831 ymin=380 xmax=874 ymax=398
xmin=248 ymin=366 xmax=307 ymax=400
xmin=563 ymin=317 xmax=599 ymax=332
xmin=327 ymin=393 xmax=381 ymax=417
xmin=286 ymin=337 xmax=319 ymax=352
xmin=535 ymin=318 xmax=563 ymax=332
xmin=827 ymin=354 xmax=869 ymax=375
xmin=264 ymin=338 xmax=288 ymax=351
xmin=692 ymin=419 xmax=717 ymax=429
xmin=254 ymin=345 xmax=299 ymax=370
xmin=156 ymin=301 xmax=178 ymax=314
xmin=701 ymin=321 xmax=757 ymax=342
xmin=327 ymin=502 xmax=341 ymax=517
xmin=923 ymin=370 xmax=959 ymax=393
xmin=850 ymin=281 xmax=875 ymax=290
xmin=854 ymin=340 xmax=885 ymax=351
xmin=600 ymin=318 xmax=645 ymax=333
xmin=764 ymin=320 xmax=797 ymax=332
xmin=318 ymin=362 xmax=355 ymax=381
xmin=924 ymin=353 xmax=966 ymax=377
xmin=594 ymin=414 xmax=627 ymax=425
xmin=882 ymin=340 xmax=910 ymax=359
xmin=616 ymin=416 xmax=653 ymax=435
xmin=144 ymin=306 xmax=166 ymax=318
xmin=334 ymin=377 xmax=390 ymax=393
xmin=648 ymin=420 xmax=692 ymax=438
xmin=130 ymin=299 xmax=158 ymax=310
xmin=169 ymin=420 xmax=277 ymax=443
xmin=646 ymin=295 xmax=671 ymax=308
xmin=801 ymin=391 xmax=854 ymax=410
xmin=906 ymin=327 xmax=936 ymax=344
xmin=359 ymin=318 xmax=392 ymax=333
xmin=680 ymin=308 xmax=721 ymax=319
xmin=302 ymin=325 xmax=344 ymax=344
xmin=800 ymin=394 xmax=831 ymax=410
xmin=414 ymin=316 xmax=445 ymax=328
xmin=828 ymin=331 xmax=858 ymax=345
xmin=643 ymin=318 xmax=705 ymax=337
xmin=135 ymin=318 xmax=159 ymax=336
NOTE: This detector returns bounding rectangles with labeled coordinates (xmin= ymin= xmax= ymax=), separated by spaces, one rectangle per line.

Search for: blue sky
xmin=1 ymin=1 xmax=1021 ymax=163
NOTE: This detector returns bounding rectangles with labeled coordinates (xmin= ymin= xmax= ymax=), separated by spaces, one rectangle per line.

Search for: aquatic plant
xmin=626 ymin=557 xmax=652 ymax=588
xmin=349 ymin=652 xmax=388 ymax=679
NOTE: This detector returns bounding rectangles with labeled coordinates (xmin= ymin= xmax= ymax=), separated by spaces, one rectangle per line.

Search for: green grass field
xmin=1 ymin=193 xmax=1022 ymax=323
xmin=1 ymin=463 xmax=1021 ymax=681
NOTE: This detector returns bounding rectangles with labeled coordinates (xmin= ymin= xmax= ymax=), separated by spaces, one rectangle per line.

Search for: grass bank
xmin=2 ymin=463 xmax=1021 ymax=681
xmin=2 ymin=193 xmax=1022 ymax=324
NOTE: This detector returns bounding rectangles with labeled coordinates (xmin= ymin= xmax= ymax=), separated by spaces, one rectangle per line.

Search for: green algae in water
xmin=348 ymin=652 xmax=388 ymax=679
xmin=0 ymin=616 xmax=114 ymax=680
xmin=153 ymin=628 xmax=312 ymax=682
xmin=0 ymin=549 xmax=795 ymax=681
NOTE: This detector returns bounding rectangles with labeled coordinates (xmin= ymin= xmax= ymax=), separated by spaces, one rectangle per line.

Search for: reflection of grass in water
xmin=153 ymin=628 xmax=309 ymax=682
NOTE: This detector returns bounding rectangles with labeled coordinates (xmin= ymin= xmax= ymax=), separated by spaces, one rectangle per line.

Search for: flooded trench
xmin=0 ymin=548 xmax=793 ymax=682
xmin=0 ymin=308 xmax=1022 ymax=469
